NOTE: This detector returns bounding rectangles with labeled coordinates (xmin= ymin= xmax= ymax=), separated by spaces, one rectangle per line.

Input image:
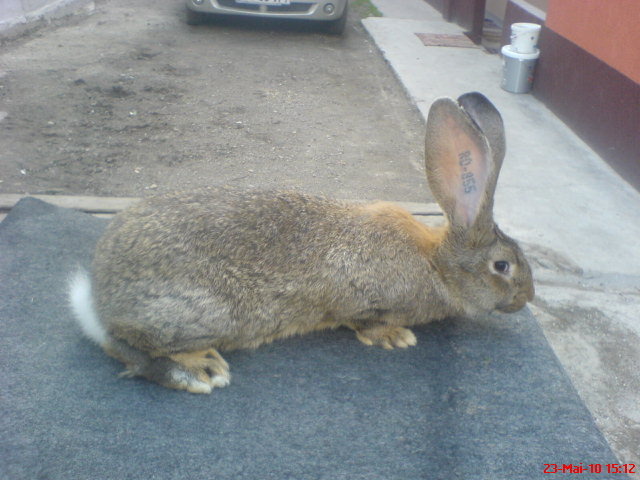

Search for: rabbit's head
xmin=425 ymin=92 xmax=534 ymax=317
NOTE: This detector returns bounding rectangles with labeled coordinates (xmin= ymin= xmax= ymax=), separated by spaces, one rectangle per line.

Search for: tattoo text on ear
xmin=458 ymin=150 xmax=477 ymax=194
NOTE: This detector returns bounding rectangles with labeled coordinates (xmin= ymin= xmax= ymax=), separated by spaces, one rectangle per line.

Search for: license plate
xmin=236 ymin=0 xmax=291 ymax=5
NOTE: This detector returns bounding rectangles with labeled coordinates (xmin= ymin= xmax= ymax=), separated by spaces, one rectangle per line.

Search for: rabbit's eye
xmin=494 ymin=261 xmax=510 ymax=274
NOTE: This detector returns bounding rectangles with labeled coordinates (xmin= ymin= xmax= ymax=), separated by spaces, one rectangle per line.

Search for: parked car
xmin=185 ymin=0 xmax=349 ymax=34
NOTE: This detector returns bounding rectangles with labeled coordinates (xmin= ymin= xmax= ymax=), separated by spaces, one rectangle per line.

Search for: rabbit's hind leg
xmin=158 ymin=348 xmax=231 ymax=394
xmin=106 ymin=337 xmax=230 ymax=394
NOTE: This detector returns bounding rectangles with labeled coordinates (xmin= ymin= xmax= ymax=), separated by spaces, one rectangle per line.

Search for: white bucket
xmin=510 ymin=22 xmax=541 ymax=54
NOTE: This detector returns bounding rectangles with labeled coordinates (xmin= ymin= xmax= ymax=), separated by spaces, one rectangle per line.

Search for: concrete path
xmin=0 ymin=0 xmax=94 ymax=39
xmin=364 ymin=0 xmax=640 ymax=469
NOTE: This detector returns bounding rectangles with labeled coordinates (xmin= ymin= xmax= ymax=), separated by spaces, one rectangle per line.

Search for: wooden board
xmin=0 ymin=194 xmax=443 ymax=221
xmin=0 ymin=194 xmax=139 ymax=215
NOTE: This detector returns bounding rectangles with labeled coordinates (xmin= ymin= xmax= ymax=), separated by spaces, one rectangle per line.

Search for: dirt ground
xmin=0 ymin=0 xmax=430 ymax=203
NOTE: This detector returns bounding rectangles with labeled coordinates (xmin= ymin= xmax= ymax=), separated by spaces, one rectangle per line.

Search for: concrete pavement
xmin=364 ymin=0 xmax=640 ymax=469
xmin=0 ymin=0 xmax=94 ymax=39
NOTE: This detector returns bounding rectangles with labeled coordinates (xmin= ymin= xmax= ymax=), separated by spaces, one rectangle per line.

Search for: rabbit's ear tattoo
xmin=424 ymin=92 xmax=505 ymax=232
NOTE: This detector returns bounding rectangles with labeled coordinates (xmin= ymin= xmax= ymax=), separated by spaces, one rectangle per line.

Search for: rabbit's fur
xmin=69 ymin=92 xmax=534 ymax=393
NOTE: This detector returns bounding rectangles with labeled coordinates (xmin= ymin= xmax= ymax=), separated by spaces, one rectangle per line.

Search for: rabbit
xmin=69 ymin=92 xmax=534 ymax=394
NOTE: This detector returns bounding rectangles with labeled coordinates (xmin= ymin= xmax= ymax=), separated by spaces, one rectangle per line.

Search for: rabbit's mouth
xmin=497 ymin=291 xmax=533 ymax=313
xmin=498 ymin=303 xmax=526 ymax=313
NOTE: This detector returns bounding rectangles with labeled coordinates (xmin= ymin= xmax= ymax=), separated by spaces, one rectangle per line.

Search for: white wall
xmin=486 ymin=0 xmax=548 ymax=23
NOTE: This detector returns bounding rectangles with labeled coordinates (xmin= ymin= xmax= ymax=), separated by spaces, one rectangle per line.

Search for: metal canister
xmin=501 ymin=45 xmax=540 ymax=94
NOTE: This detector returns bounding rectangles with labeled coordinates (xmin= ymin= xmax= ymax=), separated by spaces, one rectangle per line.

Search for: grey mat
xmin=1 ymin=197 xmax=620 ymax=479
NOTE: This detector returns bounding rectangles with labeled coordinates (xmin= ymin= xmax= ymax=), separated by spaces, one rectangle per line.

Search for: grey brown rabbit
xmin=69 ymin=92 xmax=534 ymax=393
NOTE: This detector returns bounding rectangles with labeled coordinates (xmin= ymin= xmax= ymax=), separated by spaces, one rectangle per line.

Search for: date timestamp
xmin=543 ymin=463 xmax=636 ymax=474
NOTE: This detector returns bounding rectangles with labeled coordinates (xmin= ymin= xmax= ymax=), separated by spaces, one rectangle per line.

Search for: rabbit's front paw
xmin=166 ymin=348 xmax=231 ymax=394
xmin=355 ymin=326 xmax=417 ymax=350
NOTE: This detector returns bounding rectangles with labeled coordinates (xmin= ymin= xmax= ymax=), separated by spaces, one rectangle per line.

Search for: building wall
xmin=545 ymin=0 xmax=640 ymax=84
xmin=486 ymin=0 xmax=547 ymax=22
xmin=503 ymin=0 xmax=640 ymax=189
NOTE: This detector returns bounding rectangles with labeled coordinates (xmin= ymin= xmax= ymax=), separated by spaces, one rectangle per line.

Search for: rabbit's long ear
xmin=424 ymin=92 xmax=505 ymax=233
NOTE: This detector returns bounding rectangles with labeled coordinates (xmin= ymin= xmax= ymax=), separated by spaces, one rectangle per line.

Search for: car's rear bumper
xmin=186 ymin=0 xmax=347 ymax=21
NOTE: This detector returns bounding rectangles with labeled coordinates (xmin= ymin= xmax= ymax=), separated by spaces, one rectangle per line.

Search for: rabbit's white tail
xmin=69 ymin=269 xmax=108 ymax=346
